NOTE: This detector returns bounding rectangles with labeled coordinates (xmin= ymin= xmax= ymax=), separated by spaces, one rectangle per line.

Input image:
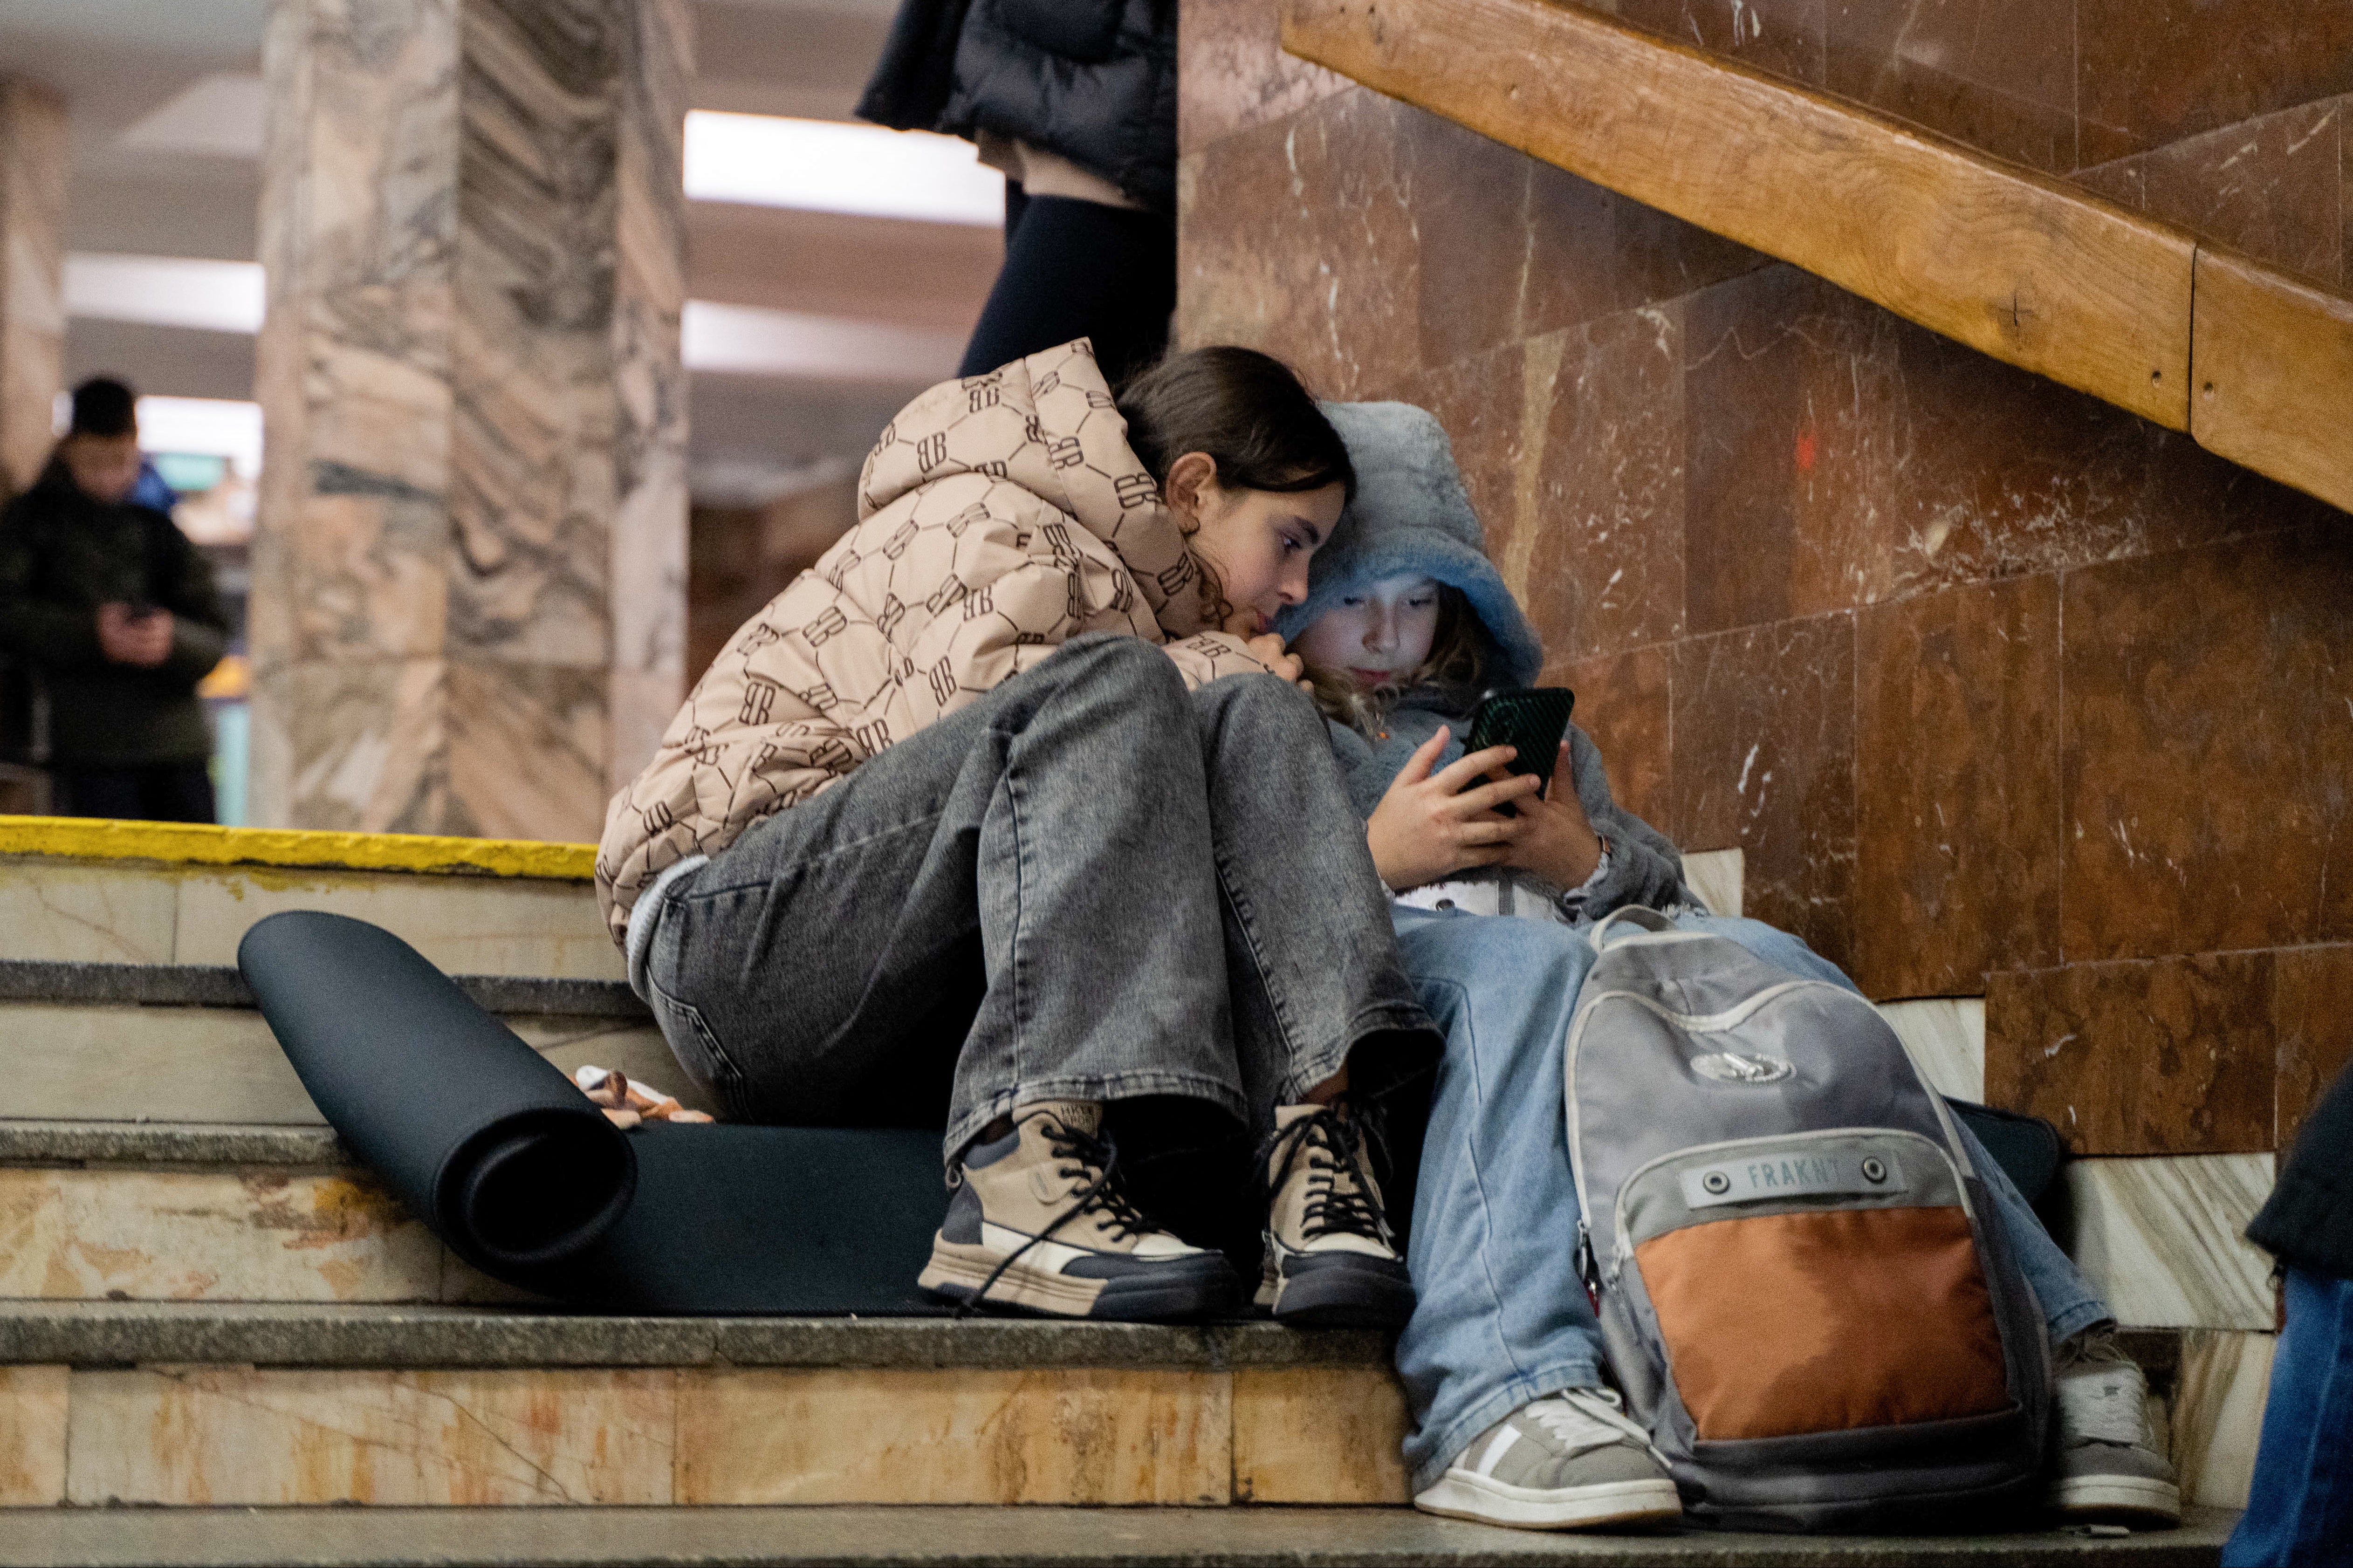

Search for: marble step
xmin=0 ymin=959 xmax=694 ymax=1126
xmin=0 ymin=1503 xmax=2238 ymax=1568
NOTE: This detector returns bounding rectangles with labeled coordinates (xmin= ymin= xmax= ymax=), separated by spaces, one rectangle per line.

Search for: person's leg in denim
xmin=1393 ymin=905 xmax=2113 ymax=1496
xmin=641 ymin=633 xmax=1432 ymax=1164
xmin=2224 ymin=1267 xmax=2353 ymax=1565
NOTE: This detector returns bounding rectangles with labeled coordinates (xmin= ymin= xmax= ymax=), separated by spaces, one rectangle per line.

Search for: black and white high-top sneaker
xmin=918 ymin=1101 xmax=1238 ymax=1321
xmin=1256 ymin=1101 xmax=1415 ymax=1327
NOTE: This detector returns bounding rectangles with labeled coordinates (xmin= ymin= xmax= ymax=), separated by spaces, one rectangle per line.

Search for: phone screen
xmin=1462 ymin=687 xmax=1576 ymax=807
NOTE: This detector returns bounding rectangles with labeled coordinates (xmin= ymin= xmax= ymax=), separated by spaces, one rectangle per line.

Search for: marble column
xmin=0 ymin=80 xmax=68 ymax=502
xmin=252 ymin=0 xmax=689 ymax=840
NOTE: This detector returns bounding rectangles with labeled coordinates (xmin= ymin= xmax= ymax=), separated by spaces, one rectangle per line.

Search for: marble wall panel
xmin=1173 ymin=88 xmax=1421 ymax=399
xmin=2275 ymin=944 xmax=2353 ymax=1153
xmin=675 ymin=1368 xmax=1230 ymax=1505
xmin=1669 ymin=612 xmax=1857 ymax=971
xmin=2 ymin=1004 xmax=324 ymax=1125
xmin=1825 ymin=0 xmax=2077 ymax=172
xmin=1409 ymin=342 xmax=1536 ymax=580
xmin=2062 ymin=1154 xmax=2277 ymax=1330
xmin=0 ymin=1007 xmax=681 ymax=1124
xmin=66 ymin=1367 xmax=675 ymax=1506
xmin=1178 ymin=0 xmax=1352 ymax=153
xmin=1681 ymin=265 xmax=2325 ymax=636
xmin=1877 ymin=996 xmax=1984 ymax=1101
xmin=1681 ymin=847 xmax=1743 ymax=918
xmin=1987 ymin=953 xmax=2276 ymax=1155
xmin=172 ymin=864 xmax=622 ymax=980
xmin=0 ymin=859 xmax=178 ymax=964
xmin=2074 ymin=97 xmax=2345 ymax=289
xmin=0 ymin=1365 xmax=67 ymax=1506
xmin=0 ymin=80 xmax=68 ymax=499
xmin=1555 ymin=645 xmax=1674 ymax=835
xmin=0 ymin=1168 xmax=443 ymax=1303
xmin=2062 ymin=527 xmax=2353 ymax=964
xmin=445 ymin=659 xmax=610 ymax=843
xmin=2170 ymin=1329 xmax=2276 ymax=1509
xmin=1230 ymin=1367 xmax=1411 ymax=1504
xmin=278 ymin=492 xmax=452 ymax=664
xmin=1410 ymin=117 xmax=1560 ymax=370
xmin=2075 ymin=0 xmax=2353 ymax=166
xmin=258 ymin=658 xmax=450 ymax=835
xmin=1853 ymin=575 xmax=2062 ymax=999
xmin=1527 ymin=307 xmax=1688 ymax=667
xmin=1611 ymin=0 xmax=1827 ymax=89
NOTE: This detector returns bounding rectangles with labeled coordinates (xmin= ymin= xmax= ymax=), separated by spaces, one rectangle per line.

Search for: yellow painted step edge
xmin=0 ymin=816 xmax=596 ymax=882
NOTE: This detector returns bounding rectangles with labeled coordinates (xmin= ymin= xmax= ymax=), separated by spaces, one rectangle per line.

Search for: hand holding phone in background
xmin=1463 ymin=687 xmax=1604 ymax=888
xmin=96 ymin=600 xmax=174 ymax=668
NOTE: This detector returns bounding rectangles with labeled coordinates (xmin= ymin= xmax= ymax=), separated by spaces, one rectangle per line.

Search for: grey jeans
xmin=636 ymin=635 xmax=1437 ymax=1167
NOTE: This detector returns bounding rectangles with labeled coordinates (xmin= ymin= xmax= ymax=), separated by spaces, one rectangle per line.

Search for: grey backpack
xmin=1567 ymin=908 xmax=2051 ymax=1531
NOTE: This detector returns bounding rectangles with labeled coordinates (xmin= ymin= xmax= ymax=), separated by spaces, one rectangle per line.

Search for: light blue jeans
xmin=1392 ymin=906 xmax=2110 ymax=1494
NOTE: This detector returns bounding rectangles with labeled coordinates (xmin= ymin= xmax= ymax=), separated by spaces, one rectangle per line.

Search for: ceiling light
xmin=135 ymin=397 xmax=265 ymax=479
xmin=684 ymin=111 xmax=1002 ymax=226
xmin=64 ymin=254 xmax=264 ymax=335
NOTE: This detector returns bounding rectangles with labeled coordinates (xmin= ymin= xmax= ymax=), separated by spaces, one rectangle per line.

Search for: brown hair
xmin=1300 ymin=584 xmax=1491 ymax=737
xmin=1117 ymin=347 xmax=1355 ymax=629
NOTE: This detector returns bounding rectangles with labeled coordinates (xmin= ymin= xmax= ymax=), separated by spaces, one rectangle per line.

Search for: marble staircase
xmin=0 ymin=822 xmax=2250 ymax=1563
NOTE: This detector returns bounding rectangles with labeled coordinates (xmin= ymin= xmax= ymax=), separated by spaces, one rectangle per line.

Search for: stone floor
xmin=0 ymin=1504 xmax=2237 ymax=1568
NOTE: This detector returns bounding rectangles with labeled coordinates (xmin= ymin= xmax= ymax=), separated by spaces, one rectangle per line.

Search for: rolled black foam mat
xmin=1946 ymin=1097 xmax=2064 ymax=1207
xmin=240 ymin=910 xmax=949 ymax=1315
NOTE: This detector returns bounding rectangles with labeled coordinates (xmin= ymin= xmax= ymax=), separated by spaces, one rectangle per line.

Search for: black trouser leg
xmin=957 ymin=195 xmax=1177 ymax=383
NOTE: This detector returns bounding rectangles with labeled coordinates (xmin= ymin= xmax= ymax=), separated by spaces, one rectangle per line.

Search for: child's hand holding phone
xmin=1366 ymin=727 xmax=1544 ymax=890
xmin=1498 ymin=740 xmax=1605 ymax=890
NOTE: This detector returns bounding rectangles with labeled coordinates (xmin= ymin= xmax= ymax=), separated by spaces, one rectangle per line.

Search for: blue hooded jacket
xmin=1283 ymin=401 xmax=1692 ymax=915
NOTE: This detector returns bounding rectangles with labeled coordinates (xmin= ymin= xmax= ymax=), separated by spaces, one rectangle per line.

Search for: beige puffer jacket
xmin=596 ymin=339 xmax=1276 ymax=942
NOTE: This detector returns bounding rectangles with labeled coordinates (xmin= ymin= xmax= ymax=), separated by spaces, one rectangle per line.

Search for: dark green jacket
xmin=0 ymin=463 xmax=230 ymax=767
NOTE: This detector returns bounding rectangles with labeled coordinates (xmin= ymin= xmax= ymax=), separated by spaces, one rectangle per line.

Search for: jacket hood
xmin=857 ymin=339 xmax=1215 ymax=637
xmin=1275 ymin=401 xmax=1544 ymax=688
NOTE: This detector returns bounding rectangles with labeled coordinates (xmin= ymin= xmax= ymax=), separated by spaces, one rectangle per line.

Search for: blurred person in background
xmin=2224 ymin=1058 xmax=2353 ymax=1565
xmin=0 ymin=377 xmax=228 ymax=822
xmin=859 ymin=0 xmax=1177 ymax=383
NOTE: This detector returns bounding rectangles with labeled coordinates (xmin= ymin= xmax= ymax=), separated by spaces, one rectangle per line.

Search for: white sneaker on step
xmin=1413 ymin=1388 xmax=1683 ymax=1532
xmin=2047 ymin=1328 xmax=2182 ymax=1527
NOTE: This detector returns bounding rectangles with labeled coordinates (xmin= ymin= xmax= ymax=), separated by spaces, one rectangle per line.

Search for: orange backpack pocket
xmin=1633 ymin=1204 xmax=2011 ymax=1441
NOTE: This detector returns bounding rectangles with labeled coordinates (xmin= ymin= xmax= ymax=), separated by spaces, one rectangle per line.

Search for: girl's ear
xmin=1163 ymin=451 xmax=1220 ymax=529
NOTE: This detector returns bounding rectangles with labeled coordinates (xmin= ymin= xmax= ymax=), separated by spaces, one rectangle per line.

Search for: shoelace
xmin=1520 ymin=1389 xmax=1670 ymax=1470
xmin=2055 ymin=1329 xmax=2150 ymax=1447
xmin=954 ymin=1119 xmax=1152 ymax=1319
xmin=1260 ymin=1100 xmax=1396 ymax=1250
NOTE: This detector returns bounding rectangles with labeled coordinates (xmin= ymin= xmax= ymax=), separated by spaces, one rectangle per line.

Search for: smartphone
xmin=1462 ymin=687 xmax=1576 ymax=811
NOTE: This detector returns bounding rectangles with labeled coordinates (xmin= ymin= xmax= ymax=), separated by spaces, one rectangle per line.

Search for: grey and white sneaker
xmin=918 ymin=1102 xmax=1237 ymax=1321
xmin=1256 ymin=1102 xmax=1414 ymax=1327
xmin=2047 ymin=1328 xmax=2182 ymax=1526
xmin=1414 ymin=1388 xmax=1683 ymax=1531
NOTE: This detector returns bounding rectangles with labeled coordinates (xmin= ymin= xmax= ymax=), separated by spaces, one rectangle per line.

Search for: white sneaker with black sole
xmin=1256 ymin=1101 xmax=1415 ymax=1328
xmin=1414 ymin=1388 xmax=1684 ymax=1532
xmin=918 ymin=1101 xmax=1238 ymax=1321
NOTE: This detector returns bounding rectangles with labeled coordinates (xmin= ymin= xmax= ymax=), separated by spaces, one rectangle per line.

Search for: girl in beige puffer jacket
xmin=606 ymin=340 xmax=1439 ymax=1328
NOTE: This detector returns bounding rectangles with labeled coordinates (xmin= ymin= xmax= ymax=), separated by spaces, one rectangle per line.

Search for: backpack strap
xmin=1586 ymin=904 xmax=1676 ymax=953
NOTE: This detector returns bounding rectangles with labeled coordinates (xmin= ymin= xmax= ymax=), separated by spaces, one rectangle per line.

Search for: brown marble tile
xmin=1826 ymin=0 xmax=2078 ymax=172
xmin=1175 ymin=88 xmax=1421 ymax=399
xmin=1670 ymin=612 xmax=1857 ymax=969
xmin=1409 ymin=113 xmax=1540 ymax=369
xmin=2275 ymin=944 xmax=2353 ymax=1152
xmin=1617 ymin=0 xmax=1828 ymax=88
xmin=1985 ymin=953 xmax=2277 ymax=1155
xmin=1681 ymin=263 xmax=2338 ymax=638
xmin=2062 ymin=526 xmax=2353 ymax=963
xmin=2074 ymin=98 xmax=2345 ymax=288
xmin=1552 ymin=644 xmax=1675 ymax=831
xmin=1526 ymin=306 xmax=1688 ymax=665
xmin=1519 ymin=160 xmax=1635 ymax=339
xmin=1179 ymin=0 xmax=1353 ymax=153
xmin=1410 ymin=342 xmax=1536 ymax=589
xmin=2076 ymin=0 xmax=2353 ymax=166
xmin=1608 ymin=193 xmax=1771 ymax=315
xmin=1853 ymin=575 xmax=2062 ymax=1000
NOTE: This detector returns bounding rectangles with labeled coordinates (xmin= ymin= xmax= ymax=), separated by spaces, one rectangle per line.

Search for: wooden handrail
xmin=1280 ymin=0 xmax=2353 ymax=516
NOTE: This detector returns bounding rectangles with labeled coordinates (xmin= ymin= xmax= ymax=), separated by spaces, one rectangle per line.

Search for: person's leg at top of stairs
xmin=636 ymin=635 xmax=1436 ymax=1322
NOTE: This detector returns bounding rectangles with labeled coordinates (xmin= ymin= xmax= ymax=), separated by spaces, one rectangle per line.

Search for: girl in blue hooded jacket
xmin=1283 ymin=401 xmax=2177 ymax=1535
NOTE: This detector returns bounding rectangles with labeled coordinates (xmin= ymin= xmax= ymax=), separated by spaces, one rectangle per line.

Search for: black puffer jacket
xmin=858 ymin=0 xmax=1177 ymax=215
xmin=2249 ymin=1062 xmax=2353 ymax=1281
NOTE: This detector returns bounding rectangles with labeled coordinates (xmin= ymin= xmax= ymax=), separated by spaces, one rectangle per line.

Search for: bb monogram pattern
xmin=596 ymin=340 xmax=1274 ymax=940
